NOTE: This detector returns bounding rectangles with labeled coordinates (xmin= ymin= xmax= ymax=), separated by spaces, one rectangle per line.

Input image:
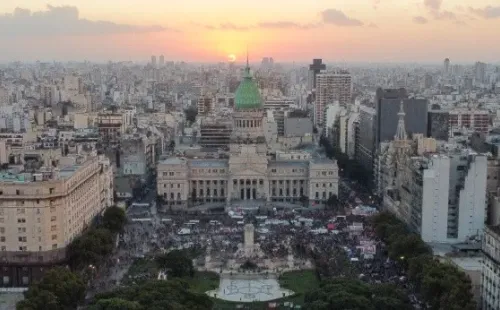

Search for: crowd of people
xmin=85 ymin=194 xmax=426 ymax=308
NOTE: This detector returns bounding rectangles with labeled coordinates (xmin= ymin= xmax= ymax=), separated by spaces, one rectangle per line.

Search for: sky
xmin=0 ymin=0 xmax=500 ymax=63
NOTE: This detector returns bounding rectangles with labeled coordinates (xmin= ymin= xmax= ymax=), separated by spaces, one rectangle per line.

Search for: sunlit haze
xmin=1 ymin=0 xmax=500 ymax=62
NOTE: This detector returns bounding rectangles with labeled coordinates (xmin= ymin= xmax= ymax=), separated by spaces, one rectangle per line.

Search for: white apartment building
xmin=482 ymin=225 xmax=500 ymax=310
xmin=314 ymin=71 xmax=352 ymax=126
xmin=386 ymin=151 xmax=487 ymax=244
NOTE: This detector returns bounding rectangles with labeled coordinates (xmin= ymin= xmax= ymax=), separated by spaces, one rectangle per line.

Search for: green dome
xmin=234 ymin=66 xmax=262 ymax=110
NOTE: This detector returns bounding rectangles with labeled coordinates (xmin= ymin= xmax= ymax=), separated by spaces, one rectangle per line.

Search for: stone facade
xmin=157 ymin=64 xmax=339 ymax=208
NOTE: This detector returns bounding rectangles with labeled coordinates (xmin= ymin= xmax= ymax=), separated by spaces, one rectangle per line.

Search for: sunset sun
xmin=228 ymin=54 xmax=236 ymax=62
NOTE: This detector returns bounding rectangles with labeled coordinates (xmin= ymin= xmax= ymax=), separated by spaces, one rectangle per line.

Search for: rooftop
xmin=189 ymin=159 xmax=228 ymax=168
xmin=448 ymin=256 xmax=482 ymax=272
xmin=158 ymin=157 xmax=185 ymax=165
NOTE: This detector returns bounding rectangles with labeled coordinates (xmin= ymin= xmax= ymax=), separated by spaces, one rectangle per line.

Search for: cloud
xmin=413 ymin=16 xmax=429 ymax=24
xmin=433 ymin=10 xmax=457 ymax=20
xmin=469 ymin=6 xmax=500 ymax=19
xmin=219 ymin=23 xmax=250 ymax=31
xmin=257 ymin=21 xmax=321 ymax=30
xmin=321 ymin=9 xmax=363 ymax=26
xmin=0 ymin=5 xmax=171 ymax=37
xmin=195 ymin=21 xmax=321 ymax=31
xmin=367 ymin=23 xmax=378 ymax=28
xmin=424 ymin=0 xmax=442 ymax=11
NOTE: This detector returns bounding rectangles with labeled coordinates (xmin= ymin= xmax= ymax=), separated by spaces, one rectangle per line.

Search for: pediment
xmin=230 ymin=167 xmax=267 ymax=177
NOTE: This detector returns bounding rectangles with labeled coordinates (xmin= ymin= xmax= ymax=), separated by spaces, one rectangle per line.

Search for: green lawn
xmin=279 ymin=269 xmax=319 ymax=294
xmin=186 ymin=271 xmax=220 ymax=293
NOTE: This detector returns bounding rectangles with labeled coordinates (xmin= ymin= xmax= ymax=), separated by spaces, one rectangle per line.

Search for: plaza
xmin=207 ymin=274 xmax=293 ymax=302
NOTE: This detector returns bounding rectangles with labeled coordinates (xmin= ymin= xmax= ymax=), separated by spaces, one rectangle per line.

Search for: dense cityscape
xmin=1 ymin=1 xmax=500 ymax=310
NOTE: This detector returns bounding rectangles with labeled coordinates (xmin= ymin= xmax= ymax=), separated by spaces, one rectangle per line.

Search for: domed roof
xmin=234 ymin=65 xmax=262 ymax=110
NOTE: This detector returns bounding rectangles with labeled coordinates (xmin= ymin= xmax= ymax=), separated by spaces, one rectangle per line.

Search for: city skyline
xmin=1 ymin=1 xmax=500 ymax=62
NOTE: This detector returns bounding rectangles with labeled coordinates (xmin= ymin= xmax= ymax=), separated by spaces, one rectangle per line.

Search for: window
xmin=0 ymin=237 xmax=5 ymax=242
xmin=49 ymin=188 xmax=55 ymax=194
xmin=51 ymin=216 xmax=56 ymax=222
xmin=51 ymin=225 xmax=57 ymax=232
xmin=271 ymin=169 xmax=277 ymax=173
xmin=18 ymin=227 xmax=26 ymax=233
xmin=0 ymin=246 xmax=5 ymax=251
xmin=16 ymin=190 xmax=20 ymax=195
xmin=18 ymin=236 xmax=27 ymax=242
xmin=52 ymin=244 xmax=57 ymax=249
xmin=17 ymin=218 xmax=26 ymax=223
xmin=51 ymin=235 xmax=57 ymax=240
xmin=50 ymin=207 xmax=56 ymax=213
xmin=0 ymin=218 xmax=3 ymax=223
xmin=19 ymin=246 xmax=27 ymax=251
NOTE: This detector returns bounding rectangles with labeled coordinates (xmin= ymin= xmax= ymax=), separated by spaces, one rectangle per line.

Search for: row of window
xmin=0 ymin=207 xmax=57 ymax=214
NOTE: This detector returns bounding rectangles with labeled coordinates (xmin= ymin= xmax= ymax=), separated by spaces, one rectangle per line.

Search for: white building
xmin=482 ymin=225 xmax=500 ymax=310
xmin=385 ymin=151 xmax=487 ymax=244
xmin=314 ymin=71 xmax=352 ymax=126
xmin=157 ymin=64 xmax=339 ymax=208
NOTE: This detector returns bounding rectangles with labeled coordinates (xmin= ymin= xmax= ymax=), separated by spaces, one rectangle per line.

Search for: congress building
xmin=157 ymin=64 xmax=339 ymax=209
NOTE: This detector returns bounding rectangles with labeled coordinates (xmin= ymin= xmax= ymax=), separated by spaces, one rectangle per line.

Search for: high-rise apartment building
xmin=197 ymin=95 xmax=214 ymax=116
xmin=307 ymin=59 xmax=326 ymax=91
xmin=475 ymin=62 xmax=487 ymax=84
xmin=314 ymin=71 xmax=352 ymax=126
xmin=385 ymin=151 xmax=487 ymax=243
xmin=159 ymin=55 xmax=165 ymax=67
xmin=0 ymin=155 xmax=113 ymax=287
xmin=444 ymin=58 xmax=450 ymax=75
xmin=482 ymin=225 xmax=500 ymax=310
xmin=151 ymin=55 xmax=157 ymax=68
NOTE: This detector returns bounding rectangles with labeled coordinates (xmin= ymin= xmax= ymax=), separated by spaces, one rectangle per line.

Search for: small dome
xmin=234 ymin=66 xmax=262 ymax=110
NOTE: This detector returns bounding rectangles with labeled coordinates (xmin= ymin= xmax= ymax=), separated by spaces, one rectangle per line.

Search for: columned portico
xmin=231 ymin=178 xmax=265 ymax=200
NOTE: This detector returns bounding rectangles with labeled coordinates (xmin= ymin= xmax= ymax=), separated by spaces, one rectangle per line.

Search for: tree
xmin=89 ymin=298 xmax=143 ymax=310
xmin=326 ymin=194 xmax=339 ymax=211
xmin=92 ymin=279 xmax=213 ymax=310
xmin=67 ymin=228 xmax=114 ymax=270
xmin=304 ymin=278 xmax=411 ymax=310
xmin=155 ymin=250 xmax=194 ymax=278
xmin=184 ymin=107 xmax=198 ymax=124
xmin=102 ymin=206 xmax=127 ymax=233
xmin=17 ymin=289 xmax=59 ymax=310
xmin=18 ymin=267 xmax=85 ymax=310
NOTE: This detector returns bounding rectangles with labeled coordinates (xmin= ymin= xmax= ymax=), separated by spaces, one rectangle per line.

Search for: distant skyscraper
xmin=314 ymin=70 xmax=352 ymax=126
xmin=159 ymin=55 xmax=165 ymax=67
xmin=308 ymin=59 xmax=326 ymax=91
xmin=151 ymin=55 xmax=157 ymax=67
xmin=475 ymin=61 xmax=487 ymax=84
xmin=444 ymin=58 xmax=450 ymax=75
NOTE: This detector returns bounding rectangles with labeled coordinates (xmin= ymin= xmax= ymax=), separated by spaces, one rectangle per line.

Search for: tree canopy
xmin=184 ymin=107 xmax=198 ymax=124
xmin=371 ymin=212 xmax=476 ymax=310
xmin=17 ymin=267 xmax=86 ymax=310
xmin=304 ymin=278 xmax=412 ymax=310
xmin=92 ymin=279 xmax=213 ymax=310
xmin=155 ymin=250 xmax=194 ymax=278
xmin=101 ymin=206 xmax=127 ymax=233
xmin=67 ymin=227 xmax=115 ymax=270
